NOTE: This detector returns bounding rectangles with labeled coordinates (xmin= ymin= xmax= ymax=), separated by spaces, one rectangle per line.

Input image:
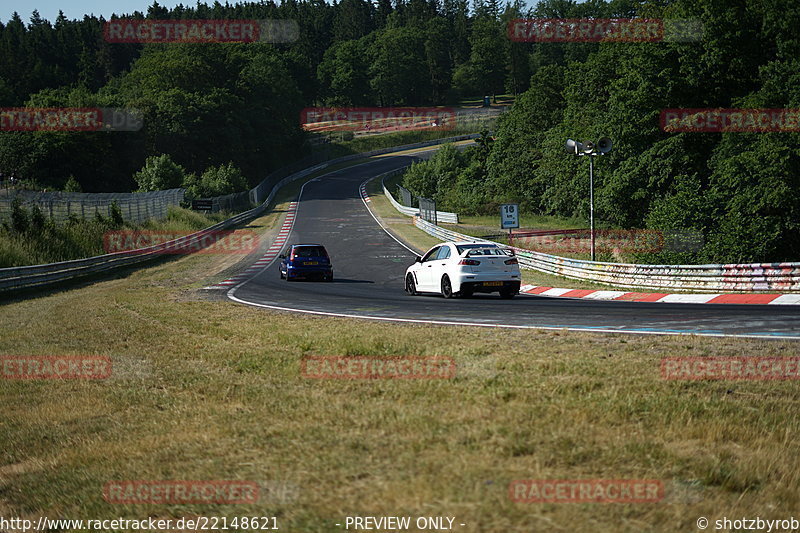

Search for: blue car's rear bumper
xmin=286 ymin=265 xmax=332 ymax=279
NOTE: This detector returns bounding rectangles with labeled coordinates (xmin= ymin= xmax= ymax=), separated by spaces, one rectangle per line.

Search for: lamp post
xmin=565 ymin=138 xmax=612 ymax=261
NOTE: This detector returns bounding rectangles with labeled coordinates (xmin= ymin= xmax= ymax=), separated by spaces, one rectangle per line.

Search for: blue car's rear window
xmin=292 ymin=246 xmax=327 ymax=257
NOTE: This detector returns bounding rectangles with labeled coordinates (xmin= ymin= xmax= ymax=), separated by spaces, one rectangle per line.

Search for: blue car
xmin=279 ymin=244 xmax=333 ymax=281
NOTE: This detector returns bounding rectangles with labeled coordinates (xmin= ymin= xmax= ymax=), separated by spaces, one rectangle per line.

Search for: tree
xmin=424 ymin=18 xmax=453 ymax=103
xmin=317 ymin=39 xmax=372 ymax=105
xmin=501 ymin=0 xmax=530 ymax=94
xmin=184 ymin=162 xmax=248 ymax=198
xmin=63 ymin=175 xmax=82 ymax=192
xmin=368 ymin=27 xmax=430 ymax=105
xmin=109 ymin=43 xmax=304 ymax=180
xmin=452 ymin=16 xmax=506 ymax=97
xmin=133 ymin=154 xmax=187 ymax=191
xmin=332 ymin=0 xmax=374 ymax=42
xmin=375 ymin=0 xmax=393 ymax=28
xmin=486 ymin=65 xmax=565 ymax=210
xmin=702 ymin=134 xmax=800 ymax=262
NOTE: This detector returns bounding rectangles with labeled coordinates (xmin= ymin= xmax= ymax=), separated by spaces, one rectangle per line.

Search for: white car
xmin=404 ymin=242 xmax=521 ymax=299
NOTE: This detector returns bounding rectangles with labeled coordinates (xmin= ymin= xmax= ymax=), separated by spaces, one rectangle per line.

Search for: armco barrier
xmin=380 ymin=169 xmax=459 ymax=223
xmin=0 ymin=135 xmax=477 ymax=293
xmin=411 ymin=218 xmax=800 ymax=293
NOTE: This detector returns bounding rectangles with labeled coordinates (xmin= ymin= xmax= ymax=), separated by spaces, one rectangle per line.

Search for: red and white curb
xmin=203 ymin=202 xmax=298 ymax=289
xmin=359 ymin=183 xmax=371 ymax=203
xmin=520 ymin=284 xmax=800 ymax=305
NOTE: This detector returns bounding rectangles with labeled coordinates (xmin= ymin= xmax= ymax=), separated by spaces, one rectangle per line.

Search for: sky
xmin=5 ymin=0 xmax=202 ymax=24
xmin=5 ymin=0 xmax=539 ymax=26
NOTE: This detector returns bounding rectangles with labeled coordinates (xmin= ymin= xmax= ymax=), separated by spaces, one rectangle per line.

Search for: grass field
xmin=2 ymin=157 xmax=799 ymax=533
xmin=2 ymin=251 xmax=799 ymax=532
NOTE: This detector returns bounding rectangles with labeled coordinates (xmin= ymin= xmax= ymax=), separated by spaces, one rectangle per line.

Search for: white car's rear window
xmin=456 ymin=243 xmax=497 ymax=254
xmin=457 ymin=244 xmax=514 ymax=257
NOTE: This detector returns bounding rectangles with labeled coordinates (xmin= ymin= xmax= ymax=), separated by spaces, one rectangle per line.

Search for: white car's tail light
xmin=504 ymin=258 xmax=518 ymax=265
xmin=458 ymin=259 xmax=481 ymax=266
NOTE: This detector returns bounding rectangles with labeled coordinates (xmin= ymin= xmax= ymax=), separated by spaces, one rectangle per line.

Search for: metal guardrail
xmin=413 ymin=217 xmax=491 ymax=244
xmin=412 ymin=217 xmax=800 ymax=293
xmin=380 ymin=169 xmax=459 ymax=223
xmin=0 ymin=135 xmax=477 ymax=293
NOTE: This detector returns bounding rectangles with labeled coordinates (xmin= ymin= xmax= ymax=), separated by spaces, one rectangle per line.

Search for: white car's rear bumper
xmin=453 ymin=271 xmax=521 ymax=293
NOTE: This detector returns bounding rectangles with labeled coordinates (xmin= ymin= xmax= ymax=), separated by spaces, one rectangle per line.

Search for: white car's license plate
xmin=484 ymin=281 xmax=503 ymax=287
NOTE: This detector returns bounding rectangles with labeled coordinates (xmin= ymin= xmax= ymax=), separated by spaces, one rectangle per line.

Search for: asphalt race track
xmin=228 ymin=154 xmax=800 ymax=340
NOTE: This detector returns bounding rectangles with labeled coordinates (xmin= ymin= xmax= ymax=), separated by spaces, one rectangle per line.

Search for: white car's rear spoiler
xmin=462 ymin=247 xmax=516 ymax=257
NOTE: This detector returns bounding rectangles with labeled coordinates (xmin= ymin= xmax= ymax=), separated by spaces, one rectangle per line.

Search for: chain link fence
xmin=418 ymin=197 xmax=438 ymax=225
xmin=0 ymin=188 xmax=184 ymax=224
xmin=398 ymin=184 xmax=413 ymax=207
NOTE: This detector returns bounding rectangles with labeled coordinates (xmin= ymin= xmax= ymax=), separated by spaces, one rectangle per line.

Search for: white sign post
xmin=500 ymin=203 xmax=519 ymax=244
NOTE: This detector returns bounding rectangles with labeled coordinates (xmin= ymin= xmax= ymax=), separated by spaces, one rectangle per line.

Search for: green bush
xmin=134 ymin=154 xmax=188 ymax=192
xmin=63 ymin=176 xmax=82 ymax=192
xmin=401 ymin=143 xmax=490 ymax=214
xmin=109 ymin=201 xmax=124 ymax=226
xmin=10 ymin=197 xmax=28 ymax=233
xmin=30 ymin=204 xmax=46 ymax=231
xmin=183 ymin=162 xmax=247 ymax=199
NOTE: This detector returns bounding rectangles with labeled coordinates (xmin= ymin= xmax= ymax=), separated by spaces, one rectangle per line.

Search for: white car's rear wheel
xmin=441 ymin=275 xmax=454 ymax=298
xmin=405 ymin=273 xmax=417 ymax=295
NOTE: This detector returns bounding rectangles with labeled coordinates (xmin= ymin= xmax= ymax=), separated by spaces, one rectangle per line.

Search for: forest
xmin=0 ymin=0 xmax=798 ymax=262
xmin=0 ymin=0 xmax=523 ymax=195
xmin=398 ymin=0 xmax=800 ymax=263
